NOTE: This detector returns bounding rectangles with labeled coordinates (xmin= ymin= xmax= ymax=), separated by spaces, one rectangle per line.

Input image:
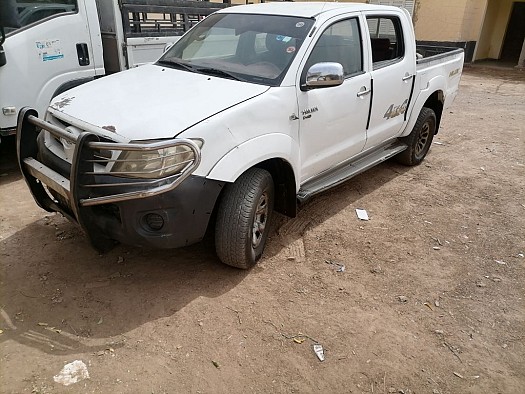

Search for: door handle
xmin=76 ymin=43 xmax=90 ymax=66
xmin=357 ymin=87 xmax=371 ymax=97
xmin=402 ymin=74 xmax=414 ymax=81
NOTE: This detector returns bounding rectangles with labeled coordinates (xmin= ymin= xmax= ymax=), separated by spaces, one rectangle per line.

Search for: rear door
xmin=363 ymin=12 xmax=416 ymax=150
xmin=297 ymin=16 xmax=371 ymax=182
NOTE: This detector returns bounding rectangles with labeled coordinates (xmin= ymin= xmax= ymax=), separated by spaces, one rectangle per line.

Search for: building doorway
xmin=500 ymin=2 xmax=525 ymax=62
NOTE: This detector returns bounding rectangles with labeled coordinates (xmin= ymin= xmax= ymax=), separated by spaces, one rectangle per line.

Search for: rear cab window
xmin=366 ymin=16 xmax=405 ymax=69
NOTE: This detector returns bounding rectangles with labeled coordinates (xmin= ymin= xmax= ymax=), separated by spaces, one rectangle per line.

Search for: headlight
xmin=111 ymin=139 xmax=203 ymax=179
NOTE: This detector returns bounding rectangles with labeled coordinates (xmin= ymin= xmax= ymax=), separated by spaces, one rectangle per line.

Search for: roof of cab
xmin=216 ymin=2 xmax=399 ymax=18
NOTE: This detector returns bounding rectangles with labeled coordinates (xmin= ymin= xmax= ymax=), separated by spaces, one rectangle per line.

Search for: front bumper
xmin=17 ymin=107 xmax=222 ymax=251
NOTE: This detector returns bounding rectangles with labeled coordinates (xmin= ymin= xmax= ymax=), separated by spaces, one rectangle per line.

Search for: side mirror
xmin=304 ymin=62 xmax=344 ymax=89
xmin=0 ymin=0 xmax=20 ymax=29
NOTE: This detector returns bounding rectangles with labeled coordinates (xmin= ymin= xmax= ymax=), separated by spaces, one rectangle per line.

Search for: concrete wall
xmin=461 ymin=0 xmax=488 ymax=42
xmin=412 ymin=0 xmax=525 ymax=63
xmin=413 ymin=0 xmax=486 ymax=42
xmin=518 ymin=39 xmax=525 ymax=67
xmin=415 ymin=0 xmax=466 ymax=41
xmin=475 ymin=0 xmax=500 ymax=60
xmin=474 ymin=0 xmax=525 ymax=60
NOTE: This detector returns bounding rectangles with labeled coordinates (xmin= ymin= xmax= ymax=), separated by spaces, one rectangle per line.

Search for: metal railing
xmin=121 ymin=0 xmax=230 ymax=38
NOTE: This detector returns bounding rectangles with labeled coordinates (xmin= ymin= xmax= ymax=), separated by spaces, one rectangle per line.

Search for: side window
xmin=305 ymin=18 xmax=363 ymax=77
xmin=6 ymin=0 xmax=77 ymax=34
xmin=366 ymin=16 xmax=404 ymax=65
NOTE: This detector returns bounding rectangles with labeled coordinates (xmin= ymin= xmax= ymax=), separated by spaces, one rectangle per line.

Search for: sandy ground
xmin=0 ymin=68 xmax=524 ymax=394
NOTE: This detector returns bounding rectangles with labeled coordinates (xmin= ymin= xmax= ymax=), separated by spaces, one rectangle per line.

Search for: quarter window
xmin=367 ymin=16 xmax=404 ymax=65
xmin=305 ymin=18 xmax=363 ymax=77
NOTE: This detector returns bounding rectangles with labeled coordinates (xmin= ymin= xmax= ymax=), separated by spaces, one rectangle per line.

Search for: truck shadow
xmin=265 ymin=160 xmax=412 ymax=259
xmin=0 ymin=158 xmax=412 ymax=356
xmin=0 ymin=135 xmax=22 ymax=186
xmin=0 ymin=219 xmax=247 ymax=355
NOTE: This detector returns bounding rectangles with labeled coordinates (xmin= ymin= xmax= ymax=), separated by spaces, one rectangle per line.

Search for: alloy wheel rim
xmin=415 ymin=122 xmax=431 ymax=157
xmin=252 ymin=192 xmax=269 ymax=248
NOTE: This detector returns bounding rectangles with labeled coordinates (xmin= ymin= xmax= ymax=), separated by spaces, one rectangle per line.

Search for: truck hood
xmin=50 ymin=64 xmax=269 ymax=141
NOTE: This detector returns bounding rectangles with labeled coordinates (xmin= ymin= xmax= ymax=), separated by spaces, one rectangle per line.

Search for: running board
xmin=297 ymin=142 xmax=407 ymax=203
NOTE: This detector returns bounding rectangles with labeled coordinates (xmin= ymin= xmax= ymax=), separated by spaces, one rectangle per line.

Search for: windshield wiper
xmin=194 ymin=67 xmax=245 ymax=82
xmin=157 ymin=61 xmax=245 ymax=82
xmin=156 ymin=59 xmax=197 ymax=73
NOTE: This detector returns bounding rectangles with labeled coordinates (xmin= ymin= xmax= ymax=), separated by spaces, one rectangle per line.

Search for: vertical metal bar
xmin=17 ymin=108 xmax=56 ymax=213
xmin=70 ymin=132 xmax=115 ymax=252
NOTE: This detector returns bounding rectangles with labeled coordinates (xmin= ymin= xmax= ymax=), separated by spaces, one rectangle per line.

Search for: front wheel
xmin=396 ymin=107 xmax=436 ymax=166
xmin=215 ymin=168 xmax=274 ymax=269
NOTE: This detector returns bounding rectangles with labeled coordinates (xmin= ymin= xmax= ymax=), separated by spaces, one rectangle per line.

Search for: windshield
xmin=158 ymin=13 xmax=315 ymax=86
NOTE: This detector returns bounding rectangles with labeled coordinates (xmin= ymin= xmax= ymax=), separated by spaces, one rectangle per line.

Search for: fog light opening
xmin=143 ymin=213 xmax=164 ymax=231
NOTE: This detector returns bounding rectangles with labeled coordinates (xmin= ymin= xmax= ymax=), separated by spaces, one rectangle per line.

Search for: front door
xmin=297 ymin=17 xmax=371 ymax=183
xmin=0 ymin=0 xmax=99 ymax=131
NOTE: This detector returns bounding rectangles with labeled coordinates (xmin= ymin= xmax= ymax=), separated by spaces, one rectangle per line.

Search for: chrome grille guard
xmin=17 ymin=107 xmax=201 ymax=231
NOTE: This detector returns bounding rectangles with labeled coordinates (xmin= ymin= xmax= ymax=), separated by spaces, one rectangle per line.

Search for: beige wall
xmin=475 ymin=0 xmax=500 ymax=59
xmin=411 ymin=0 xmax=525 ymax=62
xmin=475 ymin=0 xmax=525 ymax=60
xmin=414 ymin=0 xmax=487 ymax=42
xmin=461 ymin=0 xmax=488 ymax=41
xmin=297 ymin=0 xmax=366 ymax=3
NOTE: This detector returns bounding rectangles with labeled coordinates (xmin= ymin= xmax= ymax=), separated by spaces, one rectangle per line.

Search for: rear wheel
xmin=396 ymin=107 xmax=436 ymax=166
xmin=215 ymin=168 xmax=274 ymax=269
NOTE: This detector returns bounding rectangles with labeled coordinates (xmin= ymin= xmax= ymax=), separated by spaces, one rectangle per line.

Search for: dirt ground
xmin=0 ymin=68 xmax=524 ymax=394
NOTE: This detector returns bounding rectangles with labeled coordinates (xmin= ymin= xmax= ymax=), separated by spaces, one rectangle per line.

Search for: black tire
xmin=215 ymin=168 xmax=274 ymax=269
xmin=396 ymin=107 xmax=436 ymax=166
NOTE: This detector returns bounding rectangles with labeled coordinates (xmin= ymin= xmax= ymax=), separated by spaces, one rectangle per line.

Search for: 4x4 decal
xmin=384 ymin=99 xmax=408 ymax=120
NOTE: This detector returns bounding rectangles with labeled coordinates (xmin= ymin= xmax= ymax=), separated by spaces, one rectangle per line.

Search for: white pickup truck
xmin=16 ymin=2 xmax=464 ymax=269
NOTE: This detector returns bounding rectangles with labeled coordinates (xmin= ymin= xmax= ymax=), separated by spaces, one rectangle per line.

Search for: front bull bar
xmin=16 ymin=107 xmax=201 ymax=251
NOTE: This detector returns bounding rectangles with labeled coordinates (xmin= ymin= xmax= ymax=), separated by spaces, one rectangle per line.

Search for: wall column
xmin=517 ymin=38 xmax=525 ymax=68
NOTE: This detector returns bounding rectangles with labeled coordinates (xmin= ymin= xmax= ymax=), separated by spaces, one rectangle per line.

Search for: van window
xmin=5 ymin=1 xmax=77 ymax=34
